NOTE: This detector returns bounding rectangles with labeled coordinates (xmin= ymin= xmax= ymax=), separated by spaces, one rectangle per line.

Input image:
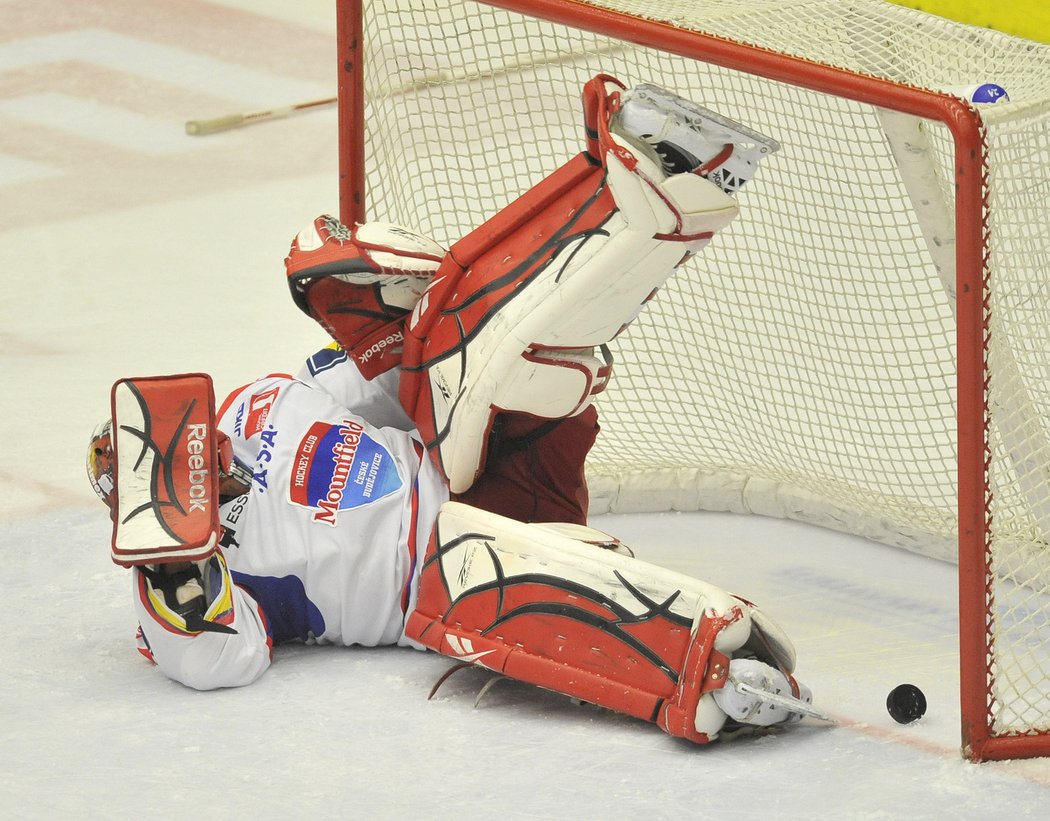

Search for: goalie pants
xmin=452 ymin=407 xmax=598 ymax=527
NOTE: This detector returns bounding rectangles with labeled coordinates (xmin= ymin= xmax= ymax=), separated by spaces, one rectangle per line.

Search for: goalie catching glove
xmin=285 ymin=216 xmax=444 ymax=379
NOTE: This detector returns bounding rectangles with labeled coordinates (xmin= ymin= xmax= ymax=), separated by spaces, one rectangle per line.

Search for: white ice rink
xmin=3 ymin=1 xmax=1050 ymax=818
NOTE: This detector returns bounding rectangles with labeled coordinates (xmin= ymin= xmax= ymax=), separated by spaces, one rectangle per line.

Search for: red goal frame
xmin=330 ymin=0 xmax=1040 ymax=762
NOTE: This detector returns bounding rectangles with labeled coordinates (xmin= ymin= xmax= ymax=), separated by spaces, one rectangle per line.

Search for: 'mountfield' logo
xmin=290 ymin=419 xmax=403 ymax=525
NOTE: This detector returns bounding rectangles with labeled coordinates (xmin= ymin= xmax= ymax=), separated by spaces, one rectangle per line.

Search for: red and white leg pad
xmin=400 ymin=75 xmax=739 ymax=492
xmin=404 ymin=502 xmax=804 ymax=743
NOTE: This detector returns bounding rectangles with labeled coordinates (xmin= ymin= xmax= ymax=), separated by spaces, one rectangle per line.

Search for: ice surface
xmin=3 ymin=1 xmax=1050 ymax=818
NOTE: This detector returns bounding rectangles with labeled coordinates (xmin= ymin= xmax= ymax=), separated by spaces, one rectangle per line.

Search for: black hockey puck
xmin=886 ymin=684 xmax=927 ymax=724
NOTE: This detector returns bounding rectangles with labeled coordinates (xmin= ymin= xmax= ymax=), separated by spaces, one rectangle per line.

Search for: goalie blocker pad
xmin=405 ymin=502 xmax=797 ymax=743
xmin=109 ymin=374 xmax=222 ymax=567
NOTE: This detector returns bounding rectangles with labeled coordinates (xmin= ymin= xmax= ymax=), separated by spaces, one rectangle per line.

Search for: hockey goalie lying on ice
xmin=87 ymin=75 xmax=824 ymax=743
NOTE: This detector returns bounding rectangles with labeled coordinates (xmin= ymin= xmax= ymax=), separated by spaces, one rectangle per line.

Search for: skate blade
xmin=627 ymin=83 xmax=781 ymax=159
xmin=735 ymin=680 xmax=833 ymax=722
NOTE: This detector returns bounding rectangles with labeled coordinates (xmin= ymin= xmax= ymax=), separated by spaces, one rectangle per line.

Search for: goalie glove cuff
xmin=138 ymin=555 xmax=238 ymax=636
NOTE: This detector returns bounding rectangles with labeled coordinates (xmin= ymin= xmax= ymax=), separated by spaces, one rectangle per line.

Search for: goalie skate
xmin=614 ymin=82 xmax=781 ymax=192
xmin=713 ymin=657 xmax=828 ymax=726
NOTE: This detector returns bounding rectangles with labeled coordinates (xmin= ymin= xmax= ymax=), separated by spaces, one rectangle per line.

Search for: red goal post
xmin=334 ymin=0 xmax=1050 ymax=761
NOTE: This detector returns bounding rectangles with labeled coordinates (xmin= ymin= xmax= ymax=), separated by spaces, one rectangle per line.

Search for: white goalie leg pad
xmin=521 ymin=145 xmax=738 ymax=353
xmin=485 ymin=150 xmax=723 ymax=350
xmin=603 ymin=134 xmax=740 ymax=242
xmin=407 ymin=502 xmax=806 ymax=741
xmin=529 ymin=519 xmax=632 ymax=554
xmin=489 ymin=347 xmax=610 ymax=420
xmin=419 ymin=151 xmax=738 ymax=491
xmin=430 ymin=505 xmax=746 ymax=625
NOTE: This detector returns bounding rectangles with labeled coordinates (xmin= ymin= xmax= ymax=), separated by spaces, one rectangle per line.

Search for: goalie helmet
xmin=86 ymin=419 xmax=116 ymax=513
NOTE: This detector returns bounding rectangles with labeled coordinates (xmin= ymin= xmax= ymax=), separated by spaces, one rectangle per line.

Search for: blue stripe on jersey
xmin=306 ymin=346 xmax=348 ymax=376
xmin=231 ymin=571 xmax=326 ymax=643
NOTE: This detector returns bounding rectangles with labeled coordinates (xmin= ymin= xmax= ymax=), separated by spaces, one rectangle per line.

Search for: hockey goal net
xmin=335 ymin=0 xmax=1050 ymax=761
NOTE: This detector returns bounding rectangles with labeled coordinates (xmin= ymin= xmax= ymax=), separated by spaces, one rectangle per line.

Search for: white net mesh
xmin=353 ymin=0 xmax=1050 ymax=743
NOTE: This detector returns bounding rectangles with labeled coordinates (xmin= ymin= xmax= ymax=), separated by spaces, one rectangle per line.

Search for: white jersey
xmin=132 ymin=346 xmax=449 ymax=689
